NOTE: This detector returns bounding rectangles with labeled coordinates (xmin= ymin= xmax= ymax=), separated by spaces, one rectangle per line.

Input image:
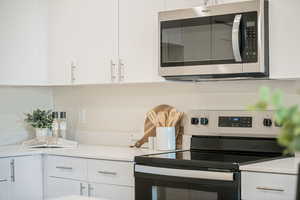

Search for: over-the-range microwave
xmin=159 ymin=0 xmax=269 ymax=81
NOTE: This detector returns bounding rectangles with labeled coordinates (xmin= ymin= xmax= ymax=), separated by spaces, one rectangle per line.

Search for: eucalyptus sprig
xmin=24 ymin=109 xmax=53 ymax=129
xmin=250 ymin=87 xmax=300 ymax=153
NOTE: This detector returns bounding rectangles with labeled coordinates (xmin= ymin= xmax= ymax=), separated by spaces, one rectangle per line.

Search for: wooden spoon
xmin=168 ymin=108 xmax=177 ymax=127
xmin=157 ymin=112 xmax=167 ymax=127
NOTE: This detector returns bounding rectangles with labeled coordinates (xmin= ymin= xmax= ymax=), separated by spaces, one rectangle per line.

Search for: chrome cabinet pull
xmin=97 ymin=170 xmax=117 ymax=176
xmin=56 ymin=166 xmax=73 ymax=170
xmin=110 ymin=60 xmax=117 ymax=82
xmin=0 ymin=179 xmax=7 ymax=183
xmin=118 ymin=59 xmax=125 ymax=82
xmin=80 ymin=183 xmax=86 ymax=196
xmin=71 ymin=61 xmax=76 ymax=83
xmin=256 ymin=186 xmax=285 ymax=192
xmin=10 ymin=159 xmax=15 ymax=182
xmin=232 ymin=14 xmax=242 ymax=62
xmin=88 ymin=184 xmax=94 ymax=197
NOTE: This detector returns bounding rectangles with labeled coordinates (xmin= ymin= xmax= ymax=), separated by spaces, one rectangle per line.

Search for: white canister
xmin=156 ymin=127 xmax=176 ymax=151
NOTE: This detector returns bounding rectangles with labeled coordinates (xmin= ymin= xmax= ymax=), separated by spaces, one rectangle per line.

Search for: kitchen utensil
xmin=167 ymin=108 xmax=177 ymax=126
xmin=157 ymin=112 xmax=167 ymax=127
xmin=134 ymin=105 xmax=173 ymax=148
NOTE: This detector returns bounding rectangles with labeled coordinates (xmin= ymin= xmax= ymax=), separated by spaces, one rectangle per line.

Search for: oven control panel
xmin=186 ymin=110 xmax=280 ymax=137
xmin=218 ymin=116 xmax=252 ymax=128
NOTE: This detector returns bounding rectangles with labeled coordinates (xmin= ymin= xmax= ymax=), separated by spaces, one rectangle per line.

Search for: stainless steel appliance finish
xmin=159 ymin=0 xmax=269 ymax=80
xmin=135 ymin=165 xmax=234 ymax=181
xmin=134 ymin=110 xmax=285 ymax=200
xmin=186 ymin=110 xmax=280 ymax=137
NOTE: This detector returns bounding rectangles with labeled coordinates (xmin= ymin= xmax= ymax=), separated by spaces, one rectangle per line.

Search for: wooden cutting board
xmin=134 ymin=104 xmax=183 ymax=148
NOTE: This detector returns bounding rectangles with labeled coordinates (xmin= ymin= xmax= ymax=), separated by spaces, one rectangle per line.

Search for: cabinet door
xmin=73 ymin=0 xmax=118 ymax=84
xmin=0 ymin=0 xmax=48 ymax=85
xmin=10 ymin=156 xmax=43 ymax=200
xmin=46 ymin=177 xmax=87 ymax=199
xmin=0 ymin=180 xmax=10 ymax=200
xmin=48 ymin=0 xmax=118 ymax=85
xmin=119 ymin=0 xmax=165 ymax=83
xmin=0 ymin=158 xmax=10 ymax=200
xmin=48 ymin=0 xmax=76 ymax=85
xmin=90 ymin=183 xmax=134 ymax=200
xmin=269 ymin=0 xmax=300 ymax=79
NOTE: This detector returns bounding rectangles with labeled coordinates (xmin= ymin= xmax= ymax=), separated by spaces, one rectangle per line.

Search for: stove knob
xmin=263 ymin=118 xmax=273 ymax=127
xmin=200 ymin=117 xmax=209 ymax=125
xmin=191 ymin=118 xmax=199 ymax=125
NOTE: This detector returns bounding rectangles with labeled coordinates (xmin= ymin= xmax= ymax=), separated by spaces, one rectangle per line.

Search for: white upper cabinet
xmin=119 ymin=0 xmax=165 ymax=83
xmin=165 ymin=0 xmax=205 ymax=10
xmin=269 ymin=0 xmax=300 ymax=79
xmin=70 ymin=0 xmax=118 ymax=85
xmin=0 ymin=0 xmax=48 ymax=85
xmin=47 ymin=0 xmax=75 ymax=85
xmin=48 ymin=0 xmax=118 ymax=85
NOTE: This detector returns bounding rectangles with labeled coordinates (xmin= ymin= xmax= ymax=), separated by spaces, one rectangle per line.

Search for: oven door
xmin=135 ymin=165 xmax=240 ymax=200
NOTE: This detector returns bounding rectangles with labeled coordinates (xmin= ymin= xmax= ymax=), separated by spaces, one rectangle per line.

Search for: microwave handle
xmin=232 ymin=14 xmax=242 ymax=62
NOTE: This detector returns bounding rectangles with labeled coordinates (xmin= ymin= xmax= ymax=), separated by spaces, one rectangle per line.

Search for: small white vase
xmin=35 ymin=128 xmax=49 ymax=139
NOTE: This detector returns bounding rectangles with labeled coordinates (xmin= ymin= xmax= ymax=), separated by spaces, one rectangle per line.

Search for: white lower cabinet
xmin=0 ymin=180 xmax=10 ymax=200
xmin=0 ymin=156 xmax=43 ymax=200
xmin=45 ymin=155 xmax=135 ymax=200
xmin=0 ymin=158 xmax=10 ymax=200
xmin=241 ymin=171 xmax=297 ymax=200
xmin=90 ymin=183 xmax=134 ymax=200
xmin=46 ymin=177 xmax=87 ymax=198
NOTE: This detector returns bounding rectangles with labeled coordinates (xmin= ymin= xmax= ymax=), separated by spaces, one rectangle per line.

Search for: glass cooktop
xmin=148 ymin=150 xmax=281 ymax=165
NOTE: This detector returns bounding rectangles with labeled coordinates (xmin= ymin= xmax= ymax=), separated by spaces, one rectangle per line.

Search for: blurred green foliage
xmin=250 ymin=87 xmax=300 ymax=153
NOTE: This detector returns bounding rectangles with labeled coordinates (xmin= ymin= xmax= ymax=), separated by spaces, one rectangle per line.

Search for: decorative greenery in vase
xmin=24 ymin=109 xmax=53 ymax=129
xmin=250 ymin=87 xmax=300 ymax=153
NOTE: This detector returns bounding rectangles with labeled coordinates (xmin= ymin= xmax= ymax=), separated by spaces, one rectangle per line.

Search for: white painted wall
xmin=53 ymin=81 xmax=300 ymax=145
xmin=0 ymin=87 xmax=53 ymax=145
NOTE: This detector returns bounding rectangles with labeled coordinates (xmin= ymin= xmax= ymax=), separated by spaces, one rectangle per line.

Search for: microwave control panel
xmin=242 ymin=12 xmax=258 ymax=63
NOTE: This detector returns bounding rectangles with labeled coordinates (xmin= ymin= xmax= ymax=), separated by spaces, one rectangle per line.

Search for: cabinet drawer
xmin=88 ymin=160 xmax=134 ymax=186
xmin=46 ymin=156 xmax=87 ymax=180
xmin=242 ymin=171 xmax=297 ymax=200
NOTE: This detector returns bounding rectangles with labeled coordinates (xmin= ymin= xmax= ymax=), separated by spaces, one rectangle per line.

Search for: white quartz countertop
xmin=240 ymin=157 xmax=300 ymax=175
xmin=0 ymin=144 xmax=163 ymax=162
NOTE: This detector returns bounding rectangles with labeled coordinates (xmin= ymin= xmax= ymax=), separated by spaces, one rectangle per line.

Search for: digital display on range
xmin=218 ymin=116 xmax=252 ymax=128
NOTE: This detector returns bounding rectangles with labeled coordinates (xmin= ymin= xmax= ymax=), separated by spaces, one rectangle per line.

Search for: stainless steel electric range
xmin=134 ymin=110 xmax=286 ymax=200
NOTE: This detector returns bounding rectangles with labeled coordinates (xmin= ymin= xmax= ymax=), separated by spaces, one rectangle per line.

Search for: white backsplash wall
xmin=53 ymin=80 xmax=300 ymax=145
xmin=0 ymin=87 xmax=53 ymax=145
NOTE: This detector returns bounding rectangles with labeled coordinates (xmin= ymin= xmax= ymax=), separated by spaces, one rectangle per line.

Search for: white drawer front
xmin=46 ymin=156 xmax=87 ymax=180
xmin=242 ymin=171 xmax=297 ymax=200
xmin=88 ymin=159 xmax=134 ymax=186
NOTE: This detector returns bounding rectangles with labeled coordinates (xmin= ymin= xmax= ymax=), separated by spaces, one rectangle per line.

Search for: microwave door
xmin=211 ymin=14 xmax=239 ymax=64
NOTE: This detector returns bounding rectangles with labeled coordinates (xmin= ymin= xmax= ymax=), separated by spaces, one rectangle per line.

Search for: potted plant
xmin=24 ymin=109 xmax=53 ymax=139
xmin=250 ymin=87 xmax=300 ymax=155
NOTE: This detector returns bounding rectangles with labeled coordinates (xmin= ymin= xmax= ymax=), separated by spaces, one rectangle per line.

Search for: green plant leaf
xmin=259 ymin=86 xmax=271 ymax=102
xmin=271 ymin=89 xmax=283 ymax=108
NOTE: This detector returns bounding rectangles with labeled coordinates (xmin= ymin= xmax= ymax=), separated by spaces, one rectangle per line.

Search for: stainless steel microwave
xmin=159 ymin=0 xmax=269 ymax=81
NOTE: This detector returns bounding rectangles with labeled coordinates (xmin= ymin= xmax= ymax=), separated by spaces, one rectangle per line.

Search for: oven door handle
xmin=135 ymin=165 xmax=234 ymax=181
xmin=232 ymin=14 xmax=242 ymax=62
